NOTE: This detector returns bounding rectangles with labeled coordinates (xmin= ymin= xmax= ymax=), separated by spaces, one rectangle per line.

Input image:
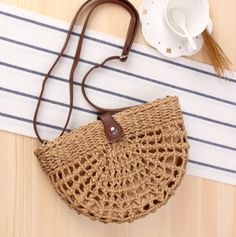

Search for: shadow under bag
xmin=33 ymin=0 xmax=189 ymax=223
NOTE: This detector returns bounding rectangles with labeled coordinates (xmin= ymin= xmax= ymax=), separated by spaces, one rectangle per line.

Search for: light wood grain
xmin=0 ymin=0 xmax=236 ymax=236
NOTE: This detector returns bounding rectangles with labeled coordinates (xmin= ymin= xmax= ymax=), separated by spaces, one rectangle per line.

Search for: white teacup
xmin=165 ymin=0 xmax=210 ymax=38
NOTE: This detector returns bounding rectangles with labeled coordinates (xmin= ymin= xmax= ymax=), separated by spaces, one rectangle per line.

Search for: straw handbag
xmin=33 ymin=0 xmax=189 ymax=223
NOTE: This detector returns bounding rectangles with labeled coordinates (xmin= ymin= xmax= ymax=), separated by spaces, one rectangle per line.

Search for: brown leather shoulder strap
xmin=33 ymin=0 xmax=139 ymax=143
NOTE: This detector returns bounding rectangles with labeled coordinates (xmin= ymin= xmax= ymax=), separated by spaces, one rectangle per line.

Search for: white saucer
xmin=139 ymin=0 xmax=212 ymax=58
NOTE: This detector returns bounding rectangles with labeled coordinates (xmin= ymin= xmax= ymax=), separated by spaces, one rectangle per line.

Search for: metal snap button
xmin=110 ymin=126 xmax=118 ymax=135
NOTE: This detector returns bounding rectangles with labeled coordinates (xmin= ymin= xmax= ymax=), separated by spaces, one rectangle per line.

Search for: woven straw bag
xmin=33 ymin=0 xmax=189 ymax=223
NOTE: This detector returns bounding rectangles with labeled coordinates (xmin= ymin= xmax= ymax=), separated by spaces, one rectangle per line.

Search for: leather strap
xmin=33 ymin=0 xmax=139 ymax=143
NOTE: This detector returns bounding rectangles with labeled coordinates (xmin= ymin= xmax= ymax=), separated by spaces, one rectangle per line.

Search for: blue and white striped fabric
xmin=0 ymin=3 xmax=236 ymax=185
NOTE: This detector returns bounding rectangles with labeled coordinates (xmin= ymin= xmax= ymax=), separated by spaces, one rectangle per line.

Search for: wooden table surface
xmin=0 ymin=0 xmax=236 ymax=236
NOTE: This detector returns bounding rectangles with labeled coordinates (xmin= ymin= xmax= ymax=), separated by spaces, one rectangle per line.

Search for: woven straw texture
xmin=35 ymin=96 xmax=189 ymax=223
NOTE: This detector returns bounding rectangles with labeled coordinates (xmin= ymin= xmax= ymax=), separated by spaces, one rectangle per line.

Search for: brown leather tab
xmin=98 ymin=113 xmax=124 ymax=142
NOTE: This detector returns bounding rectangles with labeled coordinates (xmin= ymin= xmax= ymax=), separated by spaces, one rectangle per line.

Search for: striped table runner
xmin=0 ymin=3 xmax=236 ymax=185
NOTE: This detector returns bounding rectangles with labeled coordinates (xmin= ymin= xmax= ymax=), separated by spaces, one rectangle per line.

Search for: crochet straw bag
xmin=33 ymin=0 xmax=189 ymax=223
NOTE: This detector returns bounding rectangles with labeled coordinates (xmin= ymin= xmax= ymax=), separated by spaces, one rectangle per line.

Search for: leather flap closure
xmin=98 ymin=113 xmax=124 ymax=142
